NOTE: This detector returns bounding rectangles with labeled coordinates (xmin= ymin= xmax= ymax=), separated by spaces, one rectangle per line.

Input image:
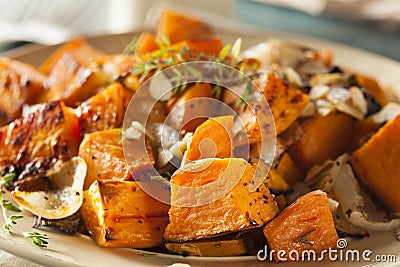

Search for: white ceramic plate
xmin=1 ymin=29 xmax=400 ymax=267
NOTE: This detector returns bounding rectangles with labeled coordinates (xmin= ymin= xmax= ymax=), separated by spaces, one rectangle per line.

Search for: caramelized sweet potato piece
xmin=263 ymin=72 xmax=309 ymax=135
xmin=263 ymin=190 xmax=338 ymax=262
xmin=184 ymin=115 xmax=234 ymax=162
xmin=347 ymin=118 xmax=380 ymax=152
xmin=81 ymin=180 xmax=170 ymax=248
xmin=166 ymin=83 xmax=214 ymax=133
xmin=164 ymin=158 xmax=279 ymax=243
xmin=38 ymin=38 xmax=106 ymax=106
xmin=289 ymin=112 xmax=353 ymax=171
xmin=251 ymin=159 xmax=290 ymax=194
xmin=275 ymin=153 xmax=304 ymax=186
xmin=0 ymin=58 xmax=45 ymax=123
xmin=135 ymin=32 xmax=159 ymax=54
xmin=350 ymin=115 xmax=400 ymax=213
xmin=156 ymin=10 xmax=214 ymax=44
xmin=40 ymin=38 xmax=104 ymax=75
xmin=79 ymin=128 xmax=155 ymax=189
xmin=76 ymin=83 xmax=126 ymax=134
xmin=0 ymin=101 xmax=80 ymax=167
xmin=145 ymin=39 xmax=224 ymax=61
xmin=165 ymin=237 xmax=247 ymax=256
xmin=355 ymin=73 xmax=387 ymax=106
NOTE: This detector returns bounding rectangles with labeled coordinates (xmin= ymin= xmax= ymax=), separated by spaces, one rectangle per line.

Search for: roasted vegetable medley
xmin=0 ymin=10 xmax=399 ymax=260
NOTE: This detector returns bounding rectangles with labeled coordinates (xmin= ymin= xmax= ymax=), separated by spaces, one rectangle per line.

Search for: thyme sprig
xmin=0 ymin=173 xmax=50 ymax=248
xmin=124 ymin=35 xmax=260 ymax=100
xmin=23 ymin=232 xmax=49 ymax=248
xmin=298 ymin=228 xmax=316 ymax=246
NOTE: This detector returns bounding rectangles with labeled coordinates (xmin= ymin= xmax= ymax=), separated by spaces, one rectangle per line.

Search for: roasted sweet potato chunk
xmin=184 ymin=115 xmax=234 ymax=162
xmin=76 ymin=83 xmax=126 ymax=134
xmin=38 ymin=38 xmax=106 ymax=106
xmin=350 ymin=115 xmax=400 ymax=213
xmin=263 ymin=72 xmax=309 ymax=135
xmin=164 ymin=158 xmax=279 ymax=243
xmin=134 ymin=32 xmax=159 ymax=54
xmin=81 ymin=180 xmax=170 ymax=248
xmin=156 ymin=9 xmax=214 ymax=44
xmin=263 ymin=190 xmax=338 ymax=262
xmin=0 ymin=101 xmax=80 ymax=167
xmin=165 ymin=237 xmax=247 ymax=257
xmin=78 ymin=128 xmax=155 ymax=189
xmin=289 ymin=112 xmax=353 ymax=171
xmin=0 ymin=57 xmax=45 ymax=123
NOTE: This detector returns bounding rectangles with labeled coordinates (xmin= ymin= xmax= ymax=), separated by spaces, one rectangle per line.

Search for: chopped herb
xmin=298 ymin=229 xmax=316 ymax=246
xmin=23 ymin=232 xmax=49 ymax=248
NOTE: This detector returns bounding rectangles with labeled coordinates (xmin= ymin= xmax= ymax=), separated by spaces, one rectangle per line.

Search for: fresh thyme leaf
xmin=218 ymin=44 xmax=232 ymax=61
xmin=231 ymin=38 xmax=242 ymax=61
xmin=23 ymin=232 xmax=49 ymax=248
xmin=2 ymin=200 xmax=21 ymax=212
xmin=1 ymin=173 xmax=16 ymax=188
xmin=298 ymin=228 xmax=316 ymax=246
xmin=122 ymin=35 xmax=139 ymax=55
xmin=213 ymin=85 xmax=222 ymax=100
xmin=237 ymin=79 xmax=253 ymax=106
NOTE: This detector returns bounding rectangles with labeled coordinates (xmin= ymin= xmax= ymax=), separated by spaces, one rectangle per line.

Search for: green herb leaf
xmin=231 ymin=38 xmax=242 ymax=61
xmin=218 ymin=44 xmax=232 ymax=61
xmin=2 ymin=200 xmax=21 ymax=212
xmin=23 ymin=232 xmax=49 ymax=248
xmin=298 ymin=229 xmax=316 ymax=246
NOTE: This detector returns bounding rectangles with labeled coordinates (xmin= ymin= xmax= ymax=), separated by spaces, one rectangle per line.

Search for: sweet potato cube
xmin=275 ymin=153 xmax=304 ymax=186
xmin=165 ymin=237 xmax=247 ymax=256
xmin=38 ymin=38 xmax=106 ymax=106
xmin=0 ymin=58 xmax=45 ymax=123
xmin=78 ymin=129 xmax=155 ymax=189
xmin=0 ymin=101 xmax=80 ymax=167
xmin=263 ymin=190 xmax=338 ymax=262
xmin=263 ymin=72 xmax=309 ymax=135
xmin=134 ymin=32 xmax=159 ymax=54
xmin=156 ymin=10 xmax=214 ymax=44
xmin=350 ymin=115 xmax=400 ymax=213
xmin=289 ymin=112 xmax=354 ymax=171
xmin=76 ymin=83 xmax=126 ymax=134
xmin=184 ymin=115 xmax=234 ymax=162
xmin=164 ymin=158 xmax=279 ymax=243
xmin=81 ymin=180 xmax=170 ymax=248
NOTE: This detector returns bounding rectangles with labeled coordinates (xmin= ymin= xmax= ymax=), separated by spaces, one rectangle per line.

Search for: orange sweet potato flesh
xmin=0 ymin=101 xmax=80 ymax=168
xmin=164 ymin=158 xmax=279 ymax=243
xmin=350 ymin=115 xmax=400 ymax=213
xmin=0 ymin=58 xmax=45 ymax=123
xmin=147 ymin=39 xmax=224 ymax=61
xmin=40 ymin=38 xmax=104 ymax=75
xmin=78 ymin=129 xmax=155 ymax=189
xmin=263 ymin=190 xmax=339 ymax=262
xmin=184 ymin=116 xmax=234 ymax=162
xmin=347 ymin=118 xmax=380 ymax=152
xmin=275 ymin=153 xmax=304 ymax=186
xmin=81 ymin=180 xmax=170 ymax=248
xmin=156 ymin=10 xmax=214 ymax=44
xmin=166 ymin=83 xmax=214 ymax=133
xmin=263 ymin=72 xmax=309 ymax=135
xmin=356 ymin=73 xmax=387 ymax=106
xmin=76 ymin=83 xmax=126 ymax=135
xmin=289 ymin=112 xmax=353 ymax=172
xmin=135 ymin=32 xmax=159 ymax=54
xmin=38 ymin=38 xmax=106 ymax=107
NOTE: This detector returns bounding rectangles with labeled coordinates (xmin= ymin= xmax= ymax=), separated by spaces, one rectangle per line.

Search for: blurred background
xmin=0 ymin=0 xmax=399 ymax=60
